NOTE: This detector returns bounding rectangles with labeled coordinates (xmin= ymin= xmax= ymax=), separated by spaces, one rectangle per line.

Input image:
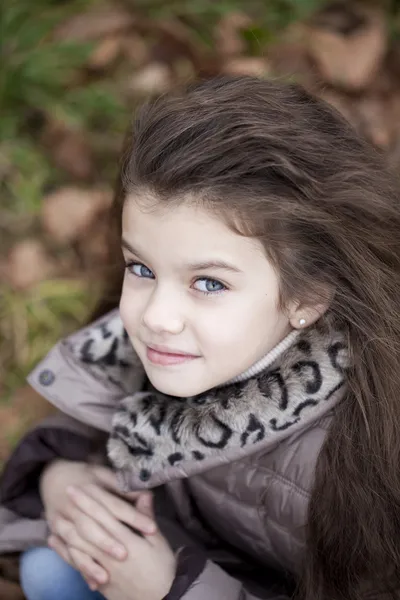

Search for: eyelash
xmin=124 ymin=260 xmax=228 ymax=296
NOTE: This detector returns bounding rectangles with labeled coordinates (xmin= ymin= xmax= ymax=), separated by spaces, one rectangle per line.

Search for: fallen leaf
xmin=146 ymin=18 xmax=205 ymax=73
xmin=307 ymin=4 xmax=387 ymax=91
xmin=356 ymin=95 xmax=392 ymax=149
xmin=120 ymin=33 xmax=149 ymax=67
xmin=87 ymin=36 xmax=123 ymax=70
xmin=319 ymin=89 xmax=358 ymax=128
xmin=12 ymin=384 xmax=57 ymax=425
xmin=215 ymin=12 xmax=253 ymax=58
xmin=385 ymin=40 xmax=400 ymax=87
xmin=172 ymin=58 xmax=196 ymax=83
xmin=41 ymin=187 xmax=112 ymax=244
xmin=0 ymin=574 xmax=24 ymax=600
xmin=222 ymin=57 xmax=271 ymax=77
xmin=268 ymin=24 xmax=318 ymax=90
xmin=127 ymin=63 xmax=172 ymax=96
xmin=0 ymin=385 xmax=56 ymax=463
xmin=54 ymin=5 xmax=136 ymax=42
xmin=77 ymin=214 xmax=111 ymax=267
xmin=41 ymin=120 xmax=94 ymax=180
xmin=7 ymin=240 xmax=55 ymax=291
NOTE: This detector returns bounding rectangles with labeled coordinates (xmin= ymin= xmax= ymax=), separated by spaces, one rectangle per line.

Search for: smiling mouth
xmin=145 ymin=345 xmax=199 ymax=366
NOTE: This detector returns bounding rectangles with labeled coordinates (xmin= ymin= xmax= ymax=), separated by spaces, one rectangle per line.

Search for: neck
xmin=223 ymin=329 xmax=301 ymax=386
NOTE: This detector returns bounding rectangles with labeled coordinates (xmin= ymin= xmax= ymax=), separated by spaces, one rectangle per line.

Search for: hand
xmin=49 ymin=487 xmax=176 ymax=600
xmin=41 ymin=460 xmax=156 ymax=588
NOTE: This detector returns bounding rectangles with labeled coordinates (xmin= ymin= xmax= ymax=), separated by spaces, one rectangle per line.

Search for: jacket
xmin=0 ymin=309 xmax=354 ymax=599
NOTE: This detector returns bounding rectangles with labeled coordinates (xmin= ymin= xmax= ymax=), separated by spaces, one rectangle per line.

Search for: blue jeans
xmin=20 ymin=547 xmax=105 ymax=600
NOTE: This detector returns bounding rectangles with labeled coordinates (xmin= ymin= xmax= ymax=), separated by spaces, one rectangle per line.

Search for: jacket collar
xmin=102 ymin=321 xmax=348 ymax=491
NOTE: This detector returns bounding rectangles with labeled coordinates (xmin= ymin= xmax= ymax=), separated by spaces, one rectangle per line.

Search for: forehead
xmin=122 ymin=193 xmax=265 ymax=263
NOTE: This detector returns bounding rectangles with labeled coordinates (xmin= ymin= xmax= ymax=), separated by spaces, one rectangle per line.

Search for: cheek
xmin=119 ymin=278 xmax=142 ymax=335
xmin=199 ymin=293 xmax=282 ymax=350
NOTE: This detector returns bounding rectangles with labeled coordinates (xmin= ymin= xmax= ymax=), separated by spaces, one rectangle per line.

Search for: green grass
xmin=2 ymin=0 xmax=397 ymax=404
xmin=0 ymin=279 xmax=98 ymax=401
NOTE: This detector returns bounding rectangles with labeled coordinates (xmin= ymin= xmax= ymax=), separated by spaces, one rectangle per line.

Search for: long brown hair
xmin=100 ymin=76 xmax=400 ymax=599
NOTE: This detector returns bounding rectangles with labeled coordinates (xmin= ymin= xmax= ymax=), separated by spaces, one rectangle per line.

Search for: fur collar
xmin=92 ymin=317 xmax=349 ymax=490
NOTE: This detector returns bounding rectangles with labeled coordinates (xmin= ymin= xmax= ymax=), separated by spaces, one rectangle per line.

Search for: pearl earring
xmin=299 ymin=318 xmax=306 ymax=327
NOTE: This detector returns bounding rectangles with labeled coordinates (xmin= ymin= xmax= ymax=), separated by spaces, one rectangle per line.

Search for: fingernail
xmin=94 ymin=570 xmax=107 ymax=583
xmin=66 ymin=486 xmax=77 ymax=496
xmin=145 ymin=523 xmax=156 ymax=534
xmin=113 ymin=545 xmax=126 ymax=559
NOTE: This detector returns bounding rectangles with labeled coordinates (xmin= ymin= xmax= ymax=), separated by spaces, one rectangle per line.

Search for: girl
xmin=1 ymin=75 xmax=400 ymax=600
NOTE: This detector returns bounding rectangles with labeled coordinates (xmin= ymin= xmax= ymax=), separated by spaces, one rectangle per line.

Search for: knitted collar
xmin=224 ymin=329 xmax=300 ymax=385
xmin=106 ymin=323 xmax=348 ymax=491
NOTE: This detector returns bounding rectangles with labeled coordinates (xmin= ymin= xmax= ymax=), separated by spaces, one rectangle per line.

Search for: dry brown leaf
xmin=307 ymin=5 xmax=387 ymax=91
xmin=222 ymin=57 xmax=271 ymax=77
xmin=0 ymin=573 xmax=24 ymax=600
xmin=87 ymin=36 xmax=123 ymax=70
xmin=385 ymin=40 xmax=400 ymax=88
xmin=120 ymin=33 xmax=149 ymax=67
xmin=41 ymin=187 xmax=112 ymax=244
xmin=356 ymin=95 xmax=392 ymax=149
xmin=127 ymin=63 xmax=172 ymax=96
xmin=318 ymin=89 xmax=358 ymax=128
xmin=54 ymin=5 xmax=136 ymax=42
xmin=267 ymin=24 xmax=318 ymax=90
xmin=78 ymin=215 xmax=111 ymax=267
xmin=41 ymin=120 xmax=94 ymax=180
xmin=0 ymin=385 xmax=56 ymax=463
xmin=12 ymin=384 xmax=57 ymax=426
xmin=144 ymin=18 xmax=205 ymax=73
xmin=215 ymin=11 xmax=253 ymax=58
xmin=7 ymin=240 xmax=55 ymax=291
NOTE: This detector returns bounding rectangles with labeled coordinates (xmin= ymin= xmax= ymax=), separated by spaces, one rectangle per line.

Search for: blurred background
xmin=1 ymin=0 xmax=400 ymax=464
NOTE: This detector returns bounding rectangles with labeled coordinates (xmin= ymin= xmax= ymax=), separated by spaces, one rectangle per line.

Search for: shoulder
xmin=253 ymin=415 xmax=333 ymax=572
xmin=26 ymin=310 xmax=146 ymax=430
xmin=257 ymin=413 xmax=332 ymax=500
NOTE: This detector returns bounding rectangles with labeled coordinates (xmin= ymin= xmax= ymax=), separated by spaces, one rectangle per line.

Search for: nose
xmin=141 ymin=285 xmax=185 ymax=335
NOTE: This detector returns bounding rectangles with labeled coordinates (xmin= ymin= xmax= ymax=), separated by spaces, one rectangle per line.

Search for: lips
xmin=145 ymin=344 xmax=199 ymax=366
xmin=147 ymin=343 xmax=195 ymax=356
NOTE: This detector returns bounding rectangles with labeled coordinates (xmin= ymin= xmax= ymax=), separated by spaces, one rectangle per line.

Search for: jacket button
xmin=139 ymin=469 xmax=151 ymax=482
xmin=39 ymin=369 xmax=55 ymax=386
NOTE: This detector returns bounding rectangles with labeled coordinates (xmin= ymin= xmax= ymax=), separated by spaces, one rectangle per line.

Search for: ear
xmin=288 ymin=299 xmax=330 ymax=330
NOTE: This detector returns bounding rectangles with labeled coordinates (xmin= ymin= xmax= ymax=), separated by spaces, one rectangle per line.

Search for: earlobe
xmin=289 ymin=302 xmax=330 ymax=329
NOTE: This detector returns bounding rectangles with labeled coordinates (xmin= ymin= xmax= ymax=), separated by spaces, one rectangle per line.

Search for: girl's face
xmin=120 ymin=194 xmax=292 ymax=397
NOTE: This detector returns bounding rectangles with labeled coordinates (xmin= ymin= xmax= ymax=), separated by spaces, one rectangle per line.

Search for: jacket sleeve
xmin=164 ymin=548 xmax=290 ymax=600
xmin=0 ymin=412 xmax=104 ymax=519
xmin=0 ymin=309 xmax=146 ymax=520
xmin=26 ymin=308 xmax=146 ymax=431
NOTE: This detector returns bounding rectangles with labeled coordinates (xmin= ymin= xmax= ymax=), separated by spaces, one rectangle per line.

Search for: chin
xmin=145 ymin=373 xmax=208 ymax=398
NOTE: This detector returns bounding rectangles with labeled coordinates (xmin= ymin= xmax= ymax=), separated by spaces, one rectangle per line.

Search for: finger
xmin=91 ymin=466 xmax=122 ymax=492
xmin=84 ymin=576 xmax=100 ymax=592
xmin=48 ymin=534 xmax=71 ymax=564
xmin=68 ymin=546 xmax=109 ymax=586
xmin=92 ymin=466 xmax=148 ymax=503
xmin=51 ymin=517 xmax=79 ymax=547
xmin=69 ymin=504 xmax=128 ymax=560
xmin=136 ymin=492 xmax=155 ymax=520
xmin=48 ymin=538 xmax=101 ymax=591
xmin=68 ymin=484 xmax=156 ymax=536
xmin=90 ymin=485 xmax=156 ymax=534
xmin=51 ymin=512 xmax=121 ymax=565
xmin=49 ymin=526 xmax=107 ymax=589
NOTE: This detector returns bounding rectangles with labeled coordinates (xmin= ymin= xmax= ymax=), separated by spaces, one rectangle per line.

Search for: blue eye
xmin=194 ymin=278 xmax=226 ymax=294
xmin=126 ymin=262 xmax=154 ymax=279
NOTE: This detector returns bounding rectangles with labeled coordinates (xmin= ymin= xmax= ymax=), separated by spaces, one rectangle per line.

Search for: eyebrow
xmin=121 ymin=238 xmax=243 ymax=274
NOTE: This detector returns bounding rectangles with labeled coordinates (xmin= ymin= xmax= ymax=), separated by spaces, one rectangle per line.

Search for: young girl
xmin=1 ymin=75 xmax=400 ymax=600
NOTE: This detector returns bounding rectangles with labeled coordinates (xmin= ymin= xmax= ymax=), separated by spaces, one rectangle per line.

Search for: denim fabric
xmin=20 ymin=547 xmax=105 ymax=600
